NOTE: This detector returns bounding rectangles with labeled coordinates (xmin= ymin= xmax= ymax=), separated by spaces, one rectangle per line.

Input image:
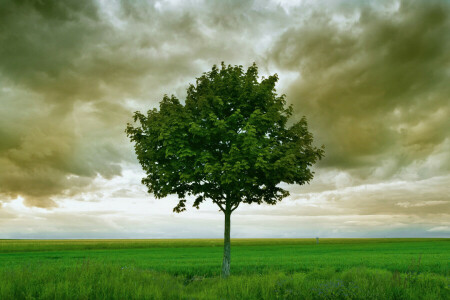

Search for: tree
xmin=126 ymin=63 xmax=324 ymax=278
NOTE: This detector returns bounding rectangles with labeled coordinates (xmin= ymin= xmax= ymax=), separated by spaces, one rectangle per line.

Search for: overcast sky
xmin=0 ymin=0 xmax=449 ymax=238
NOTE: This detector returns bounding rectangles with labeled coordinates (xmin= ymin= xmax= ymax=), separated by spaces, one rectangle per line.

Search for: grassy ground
xmin=0 ymin=238 xmax=448 ymax=299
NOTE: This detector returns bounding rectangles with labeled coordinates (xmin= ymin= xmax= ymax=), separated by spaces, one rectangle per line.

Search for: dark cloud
xmin=0 ymin=86 xmax=125 ymax=207
xmin=0 ymin=0 xmax=448 ymax=216
xmin=0 ymin=0 xmax=287 ymax=207
xmin=269 ymin=0 xmax=450 ymax=178
xmin=0 ymin=1 xmax=102 ymax=99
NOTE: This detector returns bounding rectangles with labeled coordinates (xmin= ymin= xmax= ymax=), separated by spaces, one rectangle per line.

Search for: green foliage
xmin=126 ymin=63 xmax=324 ymax=213
xmin=0 ymin=239 xmax=448 ymax=299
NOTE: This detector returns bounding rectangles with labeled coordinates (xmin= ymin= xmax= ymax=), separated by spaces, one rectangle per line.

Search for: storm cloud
xmin=0 ymin=0 xmax=285 ymax=206
xmin=269 ymin=0 xmax=450 ymax=178
xmin=0 ymin=0 xmax=448 ymax=237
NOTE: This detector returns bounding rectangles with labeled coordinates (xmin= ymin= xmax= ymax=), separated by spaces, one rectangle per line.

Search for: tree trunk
xmin=221 ymin=204 xmax=231 ymax=278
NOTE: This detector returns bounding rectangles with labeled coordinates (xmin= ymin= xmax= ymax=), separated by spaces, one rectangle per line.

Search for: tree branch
xmin=231 ymin=202 xmax=240 ymax=212
xmin=213 ymin=200 xmax=225 ymax=212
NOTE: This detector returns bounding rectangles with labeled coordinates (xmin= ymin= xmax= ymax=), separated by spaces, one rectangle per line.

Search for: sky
xmin=0 ymin=0 xmax=449 ymax=238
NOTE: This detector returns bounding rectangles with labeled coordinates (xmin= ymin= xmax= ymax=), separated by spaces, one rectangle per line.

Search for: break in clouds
xmin=0 ymin=0 xmax=449 ymax=236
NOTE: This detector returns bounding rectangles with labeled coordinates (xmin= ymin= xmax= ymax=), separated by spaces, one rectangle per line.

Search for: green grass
xmin=0 ymin=238 xmax=448 ymax=299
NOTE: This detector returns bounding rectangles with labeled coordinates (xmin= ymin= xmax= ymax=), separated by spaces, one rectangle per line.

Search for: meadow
xmin=0 ymin=238 xmax=448 ymax=299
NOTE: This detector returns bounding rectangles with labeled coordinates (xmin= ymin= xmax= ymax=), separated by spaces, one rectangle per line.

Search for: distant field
xmin=0 ymin=238 xmax=448 ymax=299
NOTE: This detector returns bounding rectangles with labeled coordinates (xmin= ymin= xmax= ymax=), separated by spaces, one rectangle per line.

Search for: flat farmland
xmin=0 ymin=239 xmax=448 ymax=299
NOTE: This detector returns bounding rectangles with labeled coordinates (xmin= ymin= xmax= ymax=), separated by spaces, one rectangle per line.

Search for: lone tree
xmin=126 ymin=63 xmax=324 ymax=277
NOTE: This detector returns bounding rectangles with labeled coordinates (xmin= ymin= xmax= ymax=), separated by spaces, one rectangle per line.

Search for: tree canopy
xmin=126 ymin=63 xmax=324 ymax=213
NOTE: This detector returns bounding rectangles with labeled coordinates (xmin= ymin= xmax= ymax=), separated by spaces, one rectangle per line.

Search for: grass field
xmin=0 ymin=238 xmax=448 ymax=299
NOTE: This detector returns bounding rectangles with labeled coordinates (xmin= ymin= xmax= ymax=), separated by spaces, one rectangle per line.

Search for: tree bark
xmin=221 ymin=203 xmax=231 ymax=278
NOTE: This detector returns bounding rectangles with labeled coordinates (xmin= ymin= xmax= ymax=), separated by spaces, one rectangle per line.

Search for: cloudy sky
xmin=1 ymin=0 xmax=449 ymax=238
